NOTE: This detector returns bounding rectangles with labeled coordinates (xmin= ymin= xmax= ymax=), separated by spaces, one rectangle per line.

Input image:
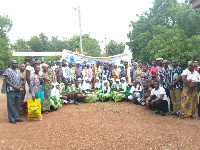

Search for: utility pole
xmin=78 ymin=5 xmax=83 ymax=55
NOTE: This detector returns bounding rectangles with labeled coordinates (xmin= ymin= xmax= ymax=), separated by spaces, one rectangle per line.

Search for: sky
xmin=0 ymin=0 xmax=183 ymax=51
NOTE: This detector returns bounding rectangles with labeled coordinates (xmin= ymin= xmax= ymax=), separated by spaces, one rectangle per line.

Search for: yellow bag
xmin=27 ymin=98 xmax=42 ymax=118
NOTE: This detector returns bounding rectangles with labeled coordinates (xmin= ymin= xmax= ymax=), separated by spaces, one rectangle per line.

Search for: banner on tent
xmin=62 ymin=50 xmax=131 ymax=65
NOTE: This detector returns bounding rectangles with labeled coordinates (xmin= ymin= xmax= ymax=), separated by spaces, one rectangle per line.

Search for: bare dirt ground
xmin=0 ymin=75 xmax=200 ymax=150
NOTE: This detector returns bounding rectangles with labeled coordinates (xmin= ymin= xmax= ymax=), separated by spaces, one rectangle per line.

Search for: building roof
xmin=190 ymin=0 xmax=200 ymax=8
xmin=12 ymin=52 xmax=62 ymax=57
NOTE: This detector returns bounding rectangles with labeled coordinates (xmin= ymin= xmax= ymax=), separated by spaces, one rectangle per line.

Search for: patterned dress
xmin=181 ymin=69 xmax=199 ymax=116
xmin=42 ymin=73 xmax=51 ymax=111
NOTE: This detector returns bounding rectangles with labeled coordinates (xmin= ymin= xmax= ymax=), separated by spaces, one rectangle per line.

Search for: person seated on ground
xmin=94 ymin=77 xmax=101 ymax=92
xmin=113 ymin=77 xmax=130 ymax=102
xmin=98 ymin=81 xmax=111 ymax=101
xmin=100 ymin=75 xmax=110 ymax=90
xmin=59 ymin=78 xmax=72 ymax=103
xmin=109 ymin=78 xmax=117 ymax=101
xmin=140 ymin=84 xmax=151 ymax=106
xmin=82 ymin=78 xmax=93 ymax=94
xmin=109 ymin=78 xmax=116 ymax=90
xmin=50 ymin=82 xmax=64 ymax=109
xmin=128 ymin=81 xmax=141 ymax=105
xmin=72 ymin=79 xmax=86 ymax=104
xmin=146 ymin=80 xmax=169 ymax=116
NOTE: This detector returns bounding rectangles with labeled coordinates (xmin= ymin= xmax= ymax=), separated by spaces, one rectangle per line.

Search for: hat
xmin=88 ymin=78 xmax=92 ymax=81
xmin=116 ymin=79 xmax=120 ymax=82
xmin=156 ymin=58 xmax=163 ymax=61
xmin=194 ymin=61 xmax=198 ymax=63
xmin=96 ymin=77 xmax=99 ymax=80
xmin=78 ymin=78 xmax=82 ymax=81
xmin=121 ymin=77 xmax=126 ymax=81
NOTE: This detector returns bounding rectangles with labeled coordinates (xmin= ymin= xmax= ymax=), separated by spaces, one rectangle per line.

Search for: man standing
xmin=1 ymin=60 xmax=23 ymax=124
xmin=166 ymin=59 xmax=183 ymax=117
xmin=75 ymin=62 xmax=82 ymax=80
xmin=157 ymin=60 xmax=172 ymax=112
xmin=131 ymin=62 xmax=138 ymax=82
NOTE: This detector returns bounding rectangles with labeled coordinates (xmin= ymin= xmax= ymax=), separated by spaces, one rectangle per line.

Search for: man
xmin=75 ymin=63 xmax=82 ymax=80
xmin=55 ymin=61 xmax=63 ymax=84
xmin=166 ymin=59 xmax=183 ymax=117
xmin=146 ymin=80 xmax=169 ymax=116
xmin=65 ymin=62 xmax=73 ymax=84
xmin=124 ymin=61 xmax=131 ymax=84
xmin=156 ymin=58 xmax=163 ymax=72
xmin=119 ymin=64 xmax=126 ymax=80
xmin=157 ymin=60 xmax=172 ymax=112
xmin=131 ymin=62 xmax=138 ymax=82
xmin=107 ymin=64 xmax=113 ymax=80
xmin=1 ymin=60 xmax=23 ymax=124
xmin=100 ymin=63 xmax=109 ymax=80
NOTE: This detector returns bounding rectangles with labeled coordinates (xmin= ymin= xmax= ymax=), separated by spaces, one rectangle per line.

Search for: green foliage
xmin=106 ymin=40 xmax=125 ymax=56
xmin=69 ymin=34 xmax=102 ymax=57
xmin=127 ymin=0 xmax=200 ymax=67
xmin=0 ymin=14 xmax=12 ymax=70
xmin=11 ymin=38 xmax=28 ymax=52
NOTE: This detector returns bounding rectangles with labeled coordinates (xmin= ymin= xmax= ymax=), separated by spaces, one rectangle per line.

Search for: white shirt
xmin=181 ymin=69 xmax=199 ymax=82
xmin=130 ymin=85 xmax=141 ymax=93
xmin=151 ymin=87 xmax=168 ymax=101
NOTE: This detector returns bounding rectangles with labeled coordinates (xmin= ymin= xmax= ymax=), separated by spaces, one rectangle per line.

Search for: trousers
xmin=7 ymin=91 xmax=21 ymax=122
xmin=169 ymin=88 xmax=182 ymax=113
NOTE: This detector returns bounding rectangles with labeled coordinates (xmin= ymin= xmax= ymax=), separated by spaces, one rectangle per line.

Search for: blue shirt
xmin=166 ymin=66 xmax=183 ymax=89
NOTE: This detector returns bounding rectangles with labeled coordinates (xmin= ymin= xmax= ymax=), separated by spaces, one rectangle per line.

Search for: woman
xmin=30 ymin=64 xmax=43 ymax=120
xmin=140 ymin=63 xmax=152 ymax=89
xmin=181 ymin=62 xmax=199 ymax=119
xmin=150 ymin=60 xmax=158 ymax=81
xmin=136 ymin=62 xmax=143 ymax=85
xmin=42 ymin=63 xmax=52 ymax=112
xmin=19 ymin=63 xmax=26 ymax=115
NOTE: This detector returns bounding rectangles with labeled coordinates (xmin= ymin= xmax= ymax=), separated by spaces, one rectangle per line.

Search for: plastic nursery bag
xmin=27 ymin=98 xmax=42 ymax=118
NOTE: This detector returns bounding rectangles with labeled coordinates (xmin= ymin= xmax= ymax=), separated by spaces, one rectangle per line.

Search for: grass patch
xmin=75 ymin=105 xmax=83 ymax=109
xmin=101 ymin=105 xmax=105 ymax=110
xmin=110 ymin=109 xmax=121 ymax=114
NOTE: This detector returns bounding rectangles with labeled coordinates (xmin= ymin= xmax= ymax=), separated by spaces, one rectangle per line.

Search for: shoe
xmin=74 ymin=102 xmax=78 ymax=105
xmin=161 ymin=113 xmax=167 ymax=116
xmin=172 ymin=112 xmax=177 ymax=115
xmin=10 ymin=121 xmax=16 ymax=124
xmin=155 ymin=110 xmax=160 ymax=114
xmin=180 ymin=115 xmax=184 ymax=119
xmin=176 ymin=114 xmax=181 ymax=118
xmin=15 ymin=119 xmax=23 ymax=122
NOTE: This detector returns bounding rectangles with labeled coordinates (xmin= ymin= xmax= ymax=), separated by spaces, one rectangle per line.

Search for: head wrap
xmin=121 ymin=77 xmax=126 ymax=81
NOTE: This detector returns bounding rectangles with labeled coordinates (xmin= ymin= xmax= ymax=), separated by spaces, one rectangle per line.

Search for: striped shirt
xmin=166 ymin=66 xmax=183 ymax=89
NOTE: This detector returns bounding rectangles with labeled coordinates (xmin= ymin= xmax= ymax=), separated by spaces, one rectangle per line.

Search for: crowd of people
xmin=1 ymin=56 xmax=200 ymax=124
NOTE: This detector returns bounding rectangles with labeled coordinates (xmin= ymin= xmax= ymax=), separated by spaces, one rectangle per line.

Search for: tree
xmin=106 ymin=40 xmax=125 ymax=56
xmin=0 ymin=14 xmax=13 ymax=70
xmin=127 ymin=0 xmax=200 ymax=66
xmin=68 ymin=34 xmax=101 ymax=57
xmin=28 ymin=36 xmax=44 ymax=52
xmin=11 ymin=38 xmax=28 ymax=52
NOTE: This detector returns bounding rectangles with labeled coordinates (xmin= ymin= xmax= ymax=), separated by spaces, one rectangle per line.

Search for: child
xmin=98 ymin=81 xmax=111 ymax=101
xmin=140 ymin=84 xmax=151 ymax=106
xmin=113 ymin=77 xmax=130 ymax=101
xmin=94 ymin=77 xmax=101 ymax=92
xmin=72 ymin=79 xmax=86 ymax=104
xmin=128 ymin=81 xmax=141 ymax=105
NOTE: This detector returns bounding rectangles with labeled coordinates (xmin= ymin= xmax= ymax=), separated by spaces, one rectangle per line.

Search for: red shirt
xmin=150 ymin=66 xmax=158 ymax=80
